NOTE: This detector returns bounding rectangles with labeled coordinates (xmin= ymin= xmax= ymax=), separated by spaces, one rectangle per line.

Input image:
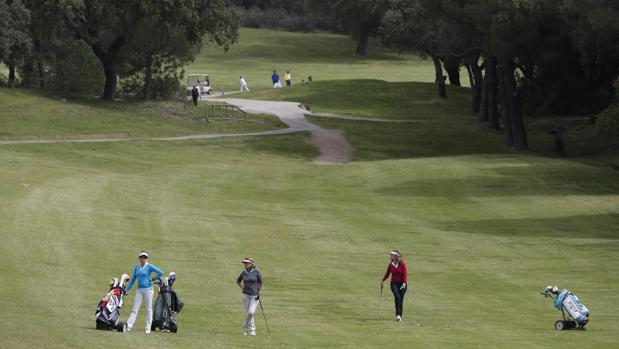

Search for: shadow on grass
xmin=440 ymin=213 xmax=619 ymax=240
xmin=376 ymin=164 xmax=619 ymax=197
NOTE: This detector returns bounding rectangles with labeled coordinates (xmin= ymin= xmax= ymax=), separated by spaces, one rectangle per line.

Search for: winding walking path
xmin=0 ymin=99 xmax=353 ymax=165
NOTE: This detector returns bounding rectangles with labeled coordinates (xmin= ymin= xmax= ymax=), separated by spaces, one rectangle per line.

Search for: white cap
xmin=138 ymin=251 xmax=149 ymax=258
xmin=242 ymin=257 xmax=255 ymax=264
xmin=389 ymin=250 xmax=401 ymax=257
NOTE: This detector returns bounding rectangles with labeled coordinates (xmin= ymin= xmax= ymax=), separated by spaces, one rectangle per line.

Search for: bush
xmin=46 ymin=41 xmax=104 ymax=96
xmin=596 ymin=104 xmax=619 ymax=136
xmin=235 ymin=6 xmax=341 ymax=32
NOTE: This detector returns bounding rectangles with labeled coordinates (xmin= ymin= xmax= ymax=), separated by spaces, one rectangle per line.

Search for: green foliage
xmin=46 ymin=41 xmax=104 ymax=96
xmin=0 ymin=0 xmax=32 ymax=84
xmin=234 ymin=6 xmax=339 ymax=32
xmin=596 ymin=104 xmax=619 ymax=136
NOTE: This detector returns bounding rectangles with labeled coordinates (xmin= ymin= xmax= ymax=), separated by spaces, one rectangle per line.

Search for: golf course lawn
xmin=1 ymin=27 xmax=618 ymax=349
xmin=0 ymin=88 xmax=286 ymax=140
xmin=1 ymin=114 xmax=618 ymax=348
xmin=189 ymin=28 xmax=443 ymax=91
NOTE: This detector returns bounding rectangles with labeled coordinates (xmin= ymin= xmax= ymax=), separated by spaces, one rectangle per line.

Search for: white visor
xmin=389 ymin=251 xmax=401 ymax=257
xmin=138 ymin=252 xmax=149 ymax=258
xmin=242 ymin=259 xmax=254 ymax=264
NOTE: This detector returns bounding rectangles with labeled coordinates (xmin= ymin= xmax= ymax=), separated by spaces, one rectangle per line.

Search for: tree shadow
xmin=439 ymin=213 xmax=619 ymax=240
xmin=376 ymin=163 xmax=619 ymax=197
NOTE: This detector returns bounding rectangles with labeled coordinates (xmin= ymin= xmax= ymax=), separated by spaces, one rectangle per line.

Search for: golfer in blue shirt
xmin=125 ymin=251 xmax=163 ymax=333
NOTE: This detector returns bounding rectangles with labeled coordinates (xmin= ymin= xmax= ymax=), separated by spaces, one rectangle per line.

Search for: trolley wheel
xmin=116 ymin=321 xmax=127 ymax=332
xmin=554 ymin=320 xmax=565 ymax=330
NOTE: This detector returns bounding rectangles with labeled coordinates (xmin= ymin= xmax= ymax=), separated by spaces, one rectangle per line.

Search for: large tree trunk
xmin=22 ymin=60 xmax=34 ymax=88
xmin=470 ymin=53 xmax=483 ymax=113
xmin=8 ymin=64 xmax=16 ymax=87
xmin=479 ymin=58 xmax=489 ymax=122
xmin=37 ymin=59 xmax=45 ymax=88
xmin=102 ymin=62 xmax=118 ymax=102
xmin=143 ymin=54 xmax=154 ymax=100
xmin=444 ymin=60 xmax=461 ymax=86
xmin=498 ymin=58 xmax=528 ymax=150
xmin=355 ymin=27 xmax=370 ymax=56
xmin=487 ymin=56 xmax=499 ymax=130
xmin=432 ymin=56 xmax=447 ymax=99
xmin=466 ymin=64 xmax=474 ymax=87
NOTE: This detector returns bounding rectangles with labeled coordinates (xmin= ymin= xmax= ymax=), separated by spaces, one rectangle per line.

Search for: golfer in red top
xmin=380 ymin=250 xmax=408 ymax=321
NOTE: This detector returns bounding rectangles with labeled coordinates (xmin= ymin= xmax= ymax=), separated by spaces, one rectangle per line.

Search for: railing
xmin=205 ymin=101 xmax=247 ymax=122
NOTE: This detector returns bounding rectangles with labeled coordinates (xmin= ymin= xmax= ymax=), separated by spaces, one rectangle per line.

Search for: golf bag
xmin=542 ymin=285 xmax=590 ymax=330
xmin=152 ymin=272 xmax=184 ymax=333
xmin=95 ymin=274 xmax=130 ymax=332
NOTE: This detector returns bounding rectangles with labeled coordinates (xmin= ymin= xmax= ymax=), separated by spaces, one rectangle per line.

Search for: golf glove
xmin=255 ymin=294 xmax=260 ymax=300
xmin=400 ymin=283 xmax=407 ymax=291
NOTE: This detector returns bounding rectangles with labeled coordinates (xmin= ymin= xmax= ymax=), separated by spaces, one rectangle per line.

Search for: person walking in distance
xmin=191 ymin=85 xmax=199 ymax=106
xmin=380 ymin=250 xmax=408 ymax=321
xmin=271 ymin=70 xmax=281 ymax=88
xmin=236 ymin=257 xmax=263 ymax=336
xmin=126 ymin=251 xmax=164 ymax=333
xmin=285 ymin=70 xmax=292 ymax=87
xmin=240 ymin=76 xmax=250 ymax=92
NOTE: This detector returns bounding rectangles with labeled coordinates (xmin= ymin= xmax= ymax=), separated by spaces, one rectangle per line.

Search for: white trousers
xmin=240 ymin=83 xmax=250 ymax=92
xmin=242 ymin=293 xmax=259 ymax=332
xmin=127 ymin=288 xmax=154 ymax=331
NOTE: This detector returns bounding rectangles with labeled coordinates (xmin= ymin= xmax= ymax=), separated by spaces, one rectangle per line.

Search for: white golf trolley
xmin=541 ymin=285 xmax=590 ymax=330
xmin=186 ymin=74 xmax=212 ymax=101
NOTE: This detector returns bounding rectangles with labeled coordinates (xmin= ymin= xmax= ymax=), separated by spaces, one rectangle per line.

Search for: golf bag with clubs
xmin=151 ymin=272 xmax=184 ymax=333
xmin=95 ymin=274 xmax=130 ymax=332
xmin=542 ymin=285 xmax=590 ymax=330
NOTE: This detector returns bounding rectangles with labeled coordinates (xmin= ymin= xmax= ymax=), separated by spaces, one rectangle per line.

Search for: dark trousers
xmin=390 ymin=282 xmax=406 ymax=316
xmin=286 ymin=80 xmax=291 ymax=87
xmin=192 ymin=96 xmax=198 ymax=106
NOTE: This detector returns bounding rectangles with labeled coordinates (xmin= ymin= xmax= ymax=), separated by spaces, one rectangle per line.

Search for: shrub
xmin=46 ymin=41 xmax=104 ymax=96
xmin=596 ymin=104 xmax=619 ymax=136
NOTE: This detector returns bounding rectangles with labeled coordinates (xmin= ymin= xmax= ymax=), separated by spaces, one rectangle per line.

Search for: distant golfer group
xmin=120 ymin=248 xmax=408 ymax=337
xmin=239 ymin=69 xmax=297 ymax=93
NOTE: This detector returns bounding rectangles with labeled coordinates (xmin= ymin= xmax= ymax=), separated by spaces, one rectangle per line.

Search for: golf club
xmin=258 ymin=296 xmax=272 ymax=336
xmin=378 ymin=283 xmax=384 ymax=314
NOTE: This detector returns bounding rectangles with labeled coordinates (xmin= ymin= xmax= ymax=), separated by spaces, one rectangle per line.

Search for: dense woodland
xmin=1 ymin=0 xmax=618 ymax=149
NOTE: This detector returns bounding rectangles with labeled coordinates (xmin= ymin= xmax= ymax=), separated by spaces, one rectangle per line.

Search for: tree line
xmin=380 ymin=0 xmax=618 ymax=149
xmin=0 ymin=0 xmax=239 ymax=101
xmin=2 ymin=0 xmax=617 ymax=147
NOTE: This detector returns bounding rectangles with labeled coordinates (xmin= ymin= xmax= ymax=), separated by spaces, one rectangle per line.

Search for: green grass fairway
xmin=188 ymin=28 xmax=441 ymax=91
xmin=1 ymin=28 xmax=618 ymax=349
xmin=1 ymin=119 xmax=618 ymax=348
xmin=0 ymin=88 xmax=285 ymax=140
xmin=246 ymin=79 xmax=472 ymax=120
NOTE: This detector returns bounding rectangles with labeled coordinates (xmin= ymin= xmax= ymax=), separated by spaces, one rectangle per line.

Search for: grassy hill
xmin=0 ymin=89 xmax=285 ymax=140
xmin=188 ymin=28 xmax=441 ymax=91
xmin=0 ymin=28 xmax=618 ymax=349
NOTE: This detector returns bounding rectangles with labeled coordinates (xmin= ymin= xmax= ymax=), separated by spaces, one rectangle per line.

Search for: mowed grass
xmin=246 ymin=79 xmax=471 ymax=120
xmin=0 ymin=88 xmax=285 ymax=139
xmin=1 ymin=28 xmax=618 ymax=349
xmin=1 ymin=118 xmax=618 ymax=348
xmin=188 ymin=28 xmax=443 ymax=91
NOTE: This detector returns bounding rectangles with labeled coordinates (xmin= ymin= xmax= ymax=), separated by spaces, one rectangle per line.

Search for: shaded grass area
xmin=188 ymin=28 xmax=442 ymax=91
xmin=0 ymin=88 xmax=286 ymax=139
xmin=0 ymin=134 xmax=617 ymax=349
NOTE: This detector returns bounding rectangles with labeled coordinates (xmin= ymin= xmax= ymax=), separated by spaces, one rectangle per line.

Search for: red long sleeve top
xmin=382 ymin=261 xmax=408 ymax=284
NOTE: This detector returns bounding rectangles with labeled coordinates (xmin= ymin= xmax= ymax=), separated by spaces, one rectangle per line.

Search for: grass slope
xmin=1 ymin=28 xmax=618 ymax=349
xmin=246 ymin=79 xmax=471 ymax=120
xmin=1 ymin=129 xmax=618 ymax=349
xmin=0 ymin=88 xmax=285 ymax=139
xmin=188 ymin=28 xmax=441 ymax=91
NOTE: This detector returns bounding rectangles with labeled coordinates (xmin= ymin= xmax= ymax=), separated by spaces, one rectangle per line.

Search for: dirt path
xmin=0 ymin=98 xmax=354 ymax=165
